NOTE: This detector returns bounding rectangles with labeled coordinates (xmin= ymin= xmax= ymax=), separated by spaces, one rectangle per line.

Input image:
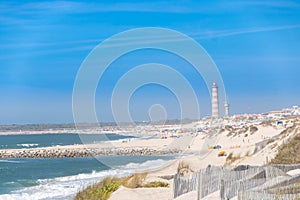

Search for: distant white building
xmin=292 ymin=106 xmax=300 ymax=116
xmin=224 ymin=102 xmax=229 ymax=117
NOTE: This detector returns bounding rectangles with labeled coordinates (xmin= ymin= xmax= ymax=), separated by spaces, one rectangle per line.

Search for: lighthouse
xmin=212 ymin=82 xmax=219 ymax=118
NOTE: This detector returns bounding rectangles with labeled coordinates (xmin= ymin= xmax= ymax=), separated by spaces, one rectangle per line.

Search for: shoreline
xmin=0 ymin=129 xmax=133 ymax=136
xmin=0 ymin=154 xmax=177 ymax=200
xmin=0 ymin=135 xmax=191 ymax=158
xmin=0 ymin=130 xmax=197 ymax=159
xmin=1 ymin=116 xmax=300 ymax=199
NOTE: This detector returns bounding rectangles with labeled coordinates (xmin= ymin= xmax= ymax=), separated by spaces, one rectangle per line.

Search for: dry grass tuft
xmin=143 ymin=181 xmax=169 ymax=188
xmin=122 ymin=173 xmax=147 ymax=188
xmin=177 ymin=161 xmax=192 ymax=175
xmin=245 ymin=151 xmax=251 ymax=157
xmin=270 ymin=135 xmax=300 ymax=164
xmin=226 ymin=152 xmax=241 ymax=164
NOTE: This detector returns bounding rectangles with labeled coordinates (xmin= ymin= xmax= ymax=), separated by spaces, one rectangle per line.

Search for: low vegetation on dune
xmin=249 ymin=125 xmax=258 ymax=134
xmin=73 ymin=173 xmax=169 ymax=200
xmin=226 ymin=152 xmax=241 ymax=165
xmin=143 ymin=181 xmax=169 ymax=188
xmin=74 ymin=177 xmax=121 ymax=200
xmin=226 ymin=125 xmax=258 ymax=137
xmin=270 ymin=135 xmax=300 ymax=164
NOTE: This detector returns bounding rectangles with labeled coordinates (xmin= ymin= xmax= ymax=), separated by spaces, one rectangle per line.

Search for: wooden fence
xmin=238 ymin=190 xmax=300 ymax=200
xmin=173 ymin=173 xmax=198 ymax=198
xmin=173 ymin=164 xmax=300 ymax=199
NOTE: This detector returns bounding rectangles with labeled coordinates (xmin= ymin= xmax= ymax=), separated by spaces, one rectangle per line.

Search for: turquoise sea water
xmin=0 ymin=133 xmax=176 ymax=200
xmin=0 ymin=156 xmax=175 ymax=200
xmin=0 ymin=133 xmax=135 ymax=149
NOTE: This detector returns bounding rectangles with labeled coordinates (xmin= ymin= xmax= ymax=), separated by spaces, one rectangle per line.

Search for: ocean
xmin=0 ymin=133 xmax=175 ymax=200
xmin=0 ymin=133 xmax=136 ymax=149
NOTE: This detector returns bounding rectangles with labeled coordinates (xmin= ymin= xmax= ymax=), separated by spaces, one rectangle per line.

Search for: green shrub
xmin=143 ymin=181 xmax=169 ymax=188
xmin=74 ymin=177 xmax=122 ymax=200
xmin=73 ymin=173 xmax=148 ymax=200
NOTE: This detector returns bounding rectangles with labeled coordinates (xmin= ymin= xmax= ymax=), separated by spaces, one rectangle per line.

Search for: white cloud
xmin=0 ymin=1 xmax=191 ymax=14
xmin=1 ymin=24 xmax=300 ymax=58
xmin=193 ymin=24 xmax=300 ymax=39
xmin=4 ymin=0 xmax=298 ymax=15
xmin=230 ymin=0 xmax=300 ymax=9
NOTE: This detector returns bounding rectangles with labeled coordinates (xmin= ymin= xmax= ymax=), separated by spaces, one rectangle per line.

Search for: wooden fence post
xmin=197 ymin=172 xmax=202 ymax=200
xmin=220 ymin=179 xmax=225 ymax=200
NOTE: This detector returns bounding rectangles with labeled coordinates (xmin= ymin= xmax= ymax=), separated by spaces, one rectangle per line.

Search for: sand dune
xmin=109 ymin=117 xmax=300 ymax=200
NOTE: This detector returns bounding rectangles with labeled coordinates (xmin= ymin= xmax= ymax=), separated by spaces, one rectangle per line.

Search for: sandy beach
xmin=1 ymin=116 xmax=300 ymax=199
xmin=108 ymin=117 xmax=300 ymax=200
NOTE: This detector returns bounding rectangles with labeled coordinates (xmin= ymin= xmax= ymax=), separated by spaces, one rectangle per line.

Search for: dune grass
xmin=177 ymin=160 xmax=191 ymax=175
xmin=143 ymin=181 xmax=169 ymax=188
xmin=270 ymin=135 xmax=300 ymax=164
xmin=226 ymin=152 xmax=241 ymax=165
xmin=73 ymin=177 xmax=122 ymax=200
xmin=73 ymin=172 xmax=169 ymax=200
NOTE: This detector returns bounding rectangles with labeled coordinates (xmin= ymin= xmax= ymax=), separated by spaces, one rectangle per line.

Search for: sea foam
xmin=0 ymin=158 xmax=174 ymax=200
xmin=16 ymin=144 xmax=39 ymax=148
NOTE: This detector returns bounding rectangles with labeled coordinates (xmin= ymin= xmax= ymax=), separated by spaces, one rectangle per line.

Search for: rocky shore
xmin=0 ymin=146 xmax=181 ymax=158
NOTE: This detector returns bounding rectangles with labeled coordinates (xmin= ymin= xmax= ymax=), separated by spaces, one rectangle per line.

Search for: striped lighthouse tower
xmin=212 ymin=81 xmax=219 ymax=118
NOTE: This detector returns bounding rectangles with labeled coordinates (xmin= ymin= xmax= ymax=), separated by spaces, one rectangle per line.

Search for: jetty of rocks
xmin=0 ymin=146 xmax=181 ymax=158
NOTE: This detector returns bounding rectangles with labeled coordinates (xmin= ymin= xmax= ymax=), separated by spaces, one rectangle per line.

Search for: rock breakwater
xmin=0 ymin=147 xmax=181 ymax=158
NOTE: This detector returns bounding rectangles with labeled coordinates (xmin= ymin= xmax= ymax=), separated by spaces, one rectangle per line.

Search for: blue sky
xmin=0 ymin=0 xmax=300 ymax=124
